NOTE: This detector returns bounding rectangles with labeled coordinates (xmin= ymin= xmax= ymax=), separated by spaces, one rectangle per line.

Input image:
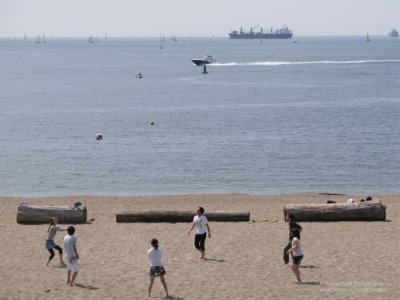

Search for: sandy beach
xmin=0 ymin=193 xmax=398 ymax=300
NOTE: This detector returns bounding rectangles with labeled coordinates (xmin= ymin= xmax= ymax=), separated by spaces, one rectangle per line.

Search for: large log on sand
xmin=283 ymin=201 xmax=386 ymax=221
xmin=17 ymin=205 xmax=87 ymax=224
xmin=116 ymin=211 xmax=250 ymax=223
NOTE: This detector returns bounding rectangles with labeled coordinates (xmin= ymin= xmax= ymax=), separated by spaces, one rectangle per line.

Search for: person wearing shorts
xmin=287 ymin=230 xmax=303 ymax=283
xmin=188 ymin=207 xmax=211 ymax=259
xmin=64 ymin=226 xmax=79 ymax=286
xmin=45 ymin=217 xmax=66 ymax=266
xmin=283 ymin=214 xmax=302 ymax=264
xmin=147 ymin=238 xmax=169 ymax=298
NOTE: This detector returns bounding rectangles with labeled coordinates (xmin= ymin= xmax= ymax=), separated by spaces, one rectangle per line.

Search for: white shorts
xmin=66 ymin=257 xmax=79 ymax=272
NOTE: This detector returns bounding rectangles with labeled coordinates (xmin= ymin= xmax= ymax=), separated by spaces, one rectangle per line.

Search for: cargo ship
xmin=229 ymin=25 xmax=293 ymax=39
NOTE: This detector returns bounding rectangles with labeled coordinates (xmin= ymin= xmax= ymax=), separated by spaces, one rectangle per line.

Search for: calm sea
xmin=0 ymin=36 xmax=399 ymax=196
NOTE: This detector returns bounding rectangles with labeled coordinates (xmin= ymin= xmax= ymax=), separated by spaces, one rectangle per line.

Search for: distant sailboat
xmin=159 ymin=34 xmax=164 ymax=49
xmin=35 ymin=35 xmax=41 ymax=44
xmin=366 ymin=33 xmax=370 ymax=42
xmin=171 ymin=34 xmax=178 ymax=42
xmin=209 ymin=35 xmax=216 ymax=42
xmin=24 ymin=33 xmax=27 ymax=40
xmin=293 ymin=36 xmax=298 ymax=44
xmin=42 ymin=34 xmax=46 ymax=43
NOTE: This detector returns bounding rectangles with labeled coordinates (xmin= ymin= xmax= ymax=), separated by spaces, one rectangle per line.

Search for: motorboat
xmin=135 ymin=71 xmax=143 ymax=79
xmin=191 ymin=55 xmax=216 ymax=66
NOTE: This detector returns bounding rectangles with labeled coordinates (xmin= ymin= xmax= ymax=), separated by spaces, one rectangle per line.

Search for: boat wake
xmin=212 ymin=59 xmax=400 ymax=66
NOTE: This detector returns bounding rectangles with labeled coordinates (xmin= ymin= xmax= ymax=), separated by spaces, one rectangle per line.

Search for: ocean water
xmin=0 ymin=36 xmax=399 ymax=196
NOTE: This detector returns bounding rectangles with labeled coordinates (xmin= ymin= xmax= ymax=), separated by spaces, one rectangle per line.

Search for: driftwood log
xmin=17 ymin=205 xmax=87 ymax=224
xmin=283 ymin=201 xmax=386 ymax=221
xmin=116 ymin=211 xmax=250 ymax=223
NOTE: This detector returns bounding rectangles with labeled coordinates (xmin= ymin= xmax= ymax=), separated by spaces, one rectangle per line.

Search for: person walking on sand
xmin=64 ymin=226 xmax=79 ymax=287
xmin=287 ymin=230 xmax=303 ymax=283
xmin=188 ymin=207 xmax=211 ymax=259
xmin=147 ymin=238 xmax=169 ymax=298
xmin=283 ymin=213 xmax=302 ymax=265
xmin=45 ymin=217 xmax=67 ymax=266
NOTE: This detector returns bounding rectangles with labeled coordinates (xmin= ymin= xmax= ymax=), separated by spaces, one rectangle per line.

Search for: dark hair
xmin=67 ymin=226 xmax=75 ymax=235
xmin=366 ymin=196 xmax=372 ymax=201
xmin=292 ymin=230 xmax=300 ymax=239
xmin=198 ymin=207 xmax=205 ymax=214
xmin=151 ymin=238 xmax=159 ymax=250
xmin=286 ymin=214 xmax=294 ymax=221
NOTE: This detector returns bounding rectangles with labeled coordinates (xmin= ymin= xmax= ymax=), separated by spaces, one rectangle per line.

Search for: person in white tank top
xmin=287 ymin=230 xmax=303 ymax=283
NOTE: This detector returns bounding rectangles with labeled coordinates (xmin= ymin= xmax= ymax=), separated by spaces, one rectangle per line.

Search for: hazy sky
xmin=1 ymin=0 xmax=400 ymax=37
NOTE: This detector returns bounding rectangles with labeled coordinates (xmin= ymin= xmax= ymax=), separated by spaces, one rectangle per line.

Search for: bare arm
xmin=288 ymin=240 xmax=298 ymax=254
xmin=206 ymin=224 xmax=211 ymax=238
xmin=188 ymin=223 xmax=195 ymax=234
xmin=73 ymin=242 xmax=79 ymax=259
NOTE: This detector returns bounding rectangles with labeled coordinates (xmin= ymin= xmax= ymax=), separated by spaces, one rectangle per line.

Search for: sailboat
xmin=209 ymin=35 xmax=216 ymax=42
xmin=293 ymin=36 xmax=298 ymax=44
xmin=35 ymin=35 xmax=41 ymax=44
xmin=159 ymin=34 xmax=164 ymax=49
xmin=42 ymin=34 xmax=46 ymax=43
xmin=366 ymin=33 xmax=370 ymax=42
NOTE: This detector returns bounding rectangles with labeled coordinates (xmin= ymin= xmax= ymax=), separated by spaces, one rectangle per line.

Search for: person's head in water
xmin=67 ymin=226 xmax=75 ymax=236
xmin=196 ymin=207 xmax=205 ymax=216
xmin=151 ymin=238 xmax=159 ymax=250
xmin=285 ymin=214 xmax=294 ymax=223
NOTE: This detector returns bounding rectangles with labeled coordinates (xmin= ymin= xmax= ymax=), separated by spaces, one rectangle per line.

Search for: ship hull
xmin=229 ymin=33 xmax=293 ymax=39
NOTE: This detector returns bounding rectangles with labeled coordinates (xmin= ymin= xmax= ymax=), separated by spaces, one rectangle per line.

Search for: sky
xmin=1 ymin=0 xmax=400 ymax=37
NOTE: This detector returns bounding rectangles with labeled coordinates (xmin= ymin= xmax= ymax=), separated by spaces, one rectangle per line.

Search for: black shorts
xmin=149 ymin=266 xmax=166 ymax=277
xmin=292 ymin=255 xmax=303 ymax=265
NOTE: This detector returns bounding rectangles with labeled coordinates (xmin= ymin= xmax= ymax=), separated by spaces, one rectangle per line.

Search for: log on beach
xmin=283 ymin=201 xmax=386 ymax=221
xmin=116 ymin=211 xmax=250 ymax=223
xmin=16 ymin=205 xmax=87 ymax=224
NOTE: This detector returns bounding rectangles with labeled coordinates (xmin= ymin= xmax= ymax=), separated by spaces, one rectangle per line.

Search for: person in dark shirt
xmin=283 ymin=214 xmax=302 ymax=264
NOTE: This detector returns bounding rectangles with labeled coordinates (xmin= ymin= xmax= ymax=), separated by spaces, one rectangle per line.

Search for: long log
xmin=283 ymin=201 xmax=386 ymax=221
xmin=116 ymin=211 xmax=250 ymax=223
xmin=17 ymin=205 xmax=87 ymax=224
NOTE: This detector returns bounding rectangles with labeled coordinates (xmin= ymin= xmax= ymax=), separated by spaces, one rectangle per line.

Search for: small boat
xmin=366 ymin=33 xmax=370 ymax=42
xmin=135 ymin=71 xmax=143 ymax=79
xmin=191 ymin=55 xmax=216 ymax=66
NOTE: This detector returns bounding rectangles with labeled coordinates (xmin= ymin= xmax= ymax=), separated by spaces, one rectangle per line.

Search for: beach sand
xmin=0 ymin=193 xmax=398 ymax=300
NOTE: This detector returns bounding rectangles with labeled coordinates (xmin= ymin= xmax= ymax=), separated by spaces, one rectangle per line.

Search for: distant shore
xmin=1 ymin=193 xmax=398 ymax=299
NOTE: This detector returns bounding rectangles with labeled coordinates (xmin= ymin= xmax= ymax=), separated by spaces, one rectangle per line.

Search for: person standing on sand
xmin=64 ymin=226 xmax=79 ymax=287
xmin=147 ymin=238 xmax=169 ymax=298
xmin=287 ymin=230 xmax=303 ymax=282
xmin=188 ymin=207 xmax=211 ymax=259
xmin=283 ymin=214 xmax=302 ymax=265
xmin=45 ymin=217 xmax=66 ymax=266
